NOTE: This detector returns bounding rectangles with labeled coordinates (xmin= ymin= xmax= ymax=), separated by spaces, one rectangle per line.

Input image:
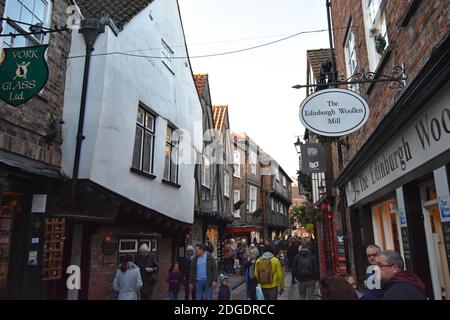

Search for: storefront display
xmin=0 ymin=193 xmax=21 ymax=288
xmin=42 ymin=218 xmax=65 ymax=281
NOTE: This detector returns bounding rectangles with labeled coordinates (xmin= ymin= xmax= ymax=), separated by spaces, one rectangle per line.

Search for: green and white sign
xmin=0 ymin=45 xmax=49 ymax=107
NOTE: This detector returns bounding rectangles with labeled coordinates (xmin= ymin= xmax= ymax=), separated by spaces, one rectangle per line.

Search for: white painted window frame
xmin=233 ymin=150 xmax=241 ymax=178
xmin=224 ymin=172 xmax=230 ymax=198
xmin=361 ymin=0 xmax=390 ymax=72
xmin=1 ymin=0 xmax=52 ymax=48
xmin=233 ymin=190 xmax=241 ymax=217
xmin=119 ymin=239 xmax=138 ymax=253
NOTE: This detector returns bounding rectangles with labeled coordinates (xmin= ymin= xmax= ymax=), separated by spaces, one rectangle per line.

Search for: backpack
xmin=297 ymin=253 xmax=313 ymax=277
xmin=257 ymin=258 xmax=274 ymax=285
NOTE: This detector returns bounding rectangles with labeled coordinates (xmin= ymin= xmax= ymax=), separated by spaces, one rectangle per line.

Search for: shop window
xmin=0 ymin=193 xmax=21 ymax=288
xmin=425 ymin=185 xmax=437 ymax=201
xmin=371 ymin=199 xmax=400 ymax=252
xmin=118 ymin=238 xmax=157 ymax=255
xmin=119 ymin=239 xmax=138 ymax=253
xmin=42 ymin=218 xmax=65 ymax=281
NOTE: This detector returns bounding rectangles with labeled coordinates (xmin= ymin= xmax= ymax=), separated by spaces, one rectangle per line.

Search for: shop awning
xmin=225 ymin=226 xmax=257 ymax=234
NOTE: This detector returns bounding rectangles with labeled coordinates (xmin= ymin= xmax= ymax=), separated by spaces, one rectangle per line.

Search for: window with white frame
xmin=344 ymin=27 xmax=359 ymax=92
xmin=132 ymin=107 xmax=155 ymax=174
xmin=271 ymin=198 xmax=275 ymax=211
xmin=282 ymin=175 xmax=287 ymax=188
xmin=233 ymin=190 xmax=241 ymax=217
xmin=224 ymin=172 xmax=230 ymax=198
xmin=233 ymin=150 xmax=241 ymax=178
xmin=362 ymin=0 xmax=390 ymax=72
xmin=202 ymin=156 xmax=211 ymax=188
xmin=163 ymin=126 xmax=179 ymax=183
xmin=2 ymin=0 xmax=51 ymax=48
xmin=119 ymin=239 xmax=158 ymax=255
xmin=250 ymin=150 xmax=257 ymax=175
xmin=249 ymin=185 xmax=258 ymax=213
xmin=119 ymin=239 xmax=138 ymax=253
xmin=161 ymin=39 xmax=174 ymax=72
xmin=275 ymin=168 xmax=280 ymax=181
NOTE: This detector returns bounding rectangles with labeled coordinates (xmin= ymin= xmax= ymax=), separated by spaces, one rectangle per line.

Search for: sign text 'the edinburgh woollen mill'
xmin=299 ymin=88 xmax=370 ymax=137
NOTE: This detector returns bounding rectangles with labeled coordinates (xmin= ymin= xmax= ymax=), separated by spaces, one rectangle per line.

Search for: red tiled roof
xmin=306 ymin=49 xmax=332 ymax=79
xmin=77 ymin=0 xmax=154 ymax=29
xmin=193 ymin=74 xmax=208 ymax=95
xmin=212 ymin=105 xmax=228 ymax=132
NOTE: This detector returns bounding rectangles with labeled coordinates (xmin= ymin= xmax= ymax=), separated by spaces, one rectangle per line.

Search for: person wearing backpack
xmin=292 ymin=239 xmax=319 ymax=300
xmin=255 ymin=246 xmax=284 ymax=300
xmin=244 ymin=248 xmax=260 ymax=300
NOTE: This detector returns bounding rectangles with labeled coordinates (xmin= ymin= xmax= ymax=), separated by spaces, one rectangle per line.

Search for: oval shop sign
xmin=299 ymin=88 xmax=369 ymax=137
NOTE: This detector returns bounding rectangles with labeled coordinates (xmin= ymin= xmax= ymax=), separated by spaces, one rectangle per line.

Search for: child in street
xmin=167 ymin=263 xmax=183 ymax=300
xmin=218 ymin=274 xmax=231 ymax=300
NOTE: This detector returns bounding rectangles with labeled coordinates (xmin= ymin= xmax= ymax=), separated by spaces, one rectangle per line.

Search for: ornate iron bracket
xmin=292 ymin=63 xmax=407 ymax=90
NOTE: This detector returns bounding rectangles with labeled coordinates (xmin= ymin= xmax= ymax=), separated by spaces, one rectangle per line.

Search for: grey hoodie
xmin=262 ymin=252 xmax=275 ymax=260
xmin=113 ymin=262 xmax=143 ymax=300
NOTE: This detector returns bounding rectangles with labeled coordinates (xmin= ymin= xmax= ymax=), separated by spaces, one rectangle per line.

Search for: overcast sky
xmin=178 ymin=0 xmax=330 ymax=179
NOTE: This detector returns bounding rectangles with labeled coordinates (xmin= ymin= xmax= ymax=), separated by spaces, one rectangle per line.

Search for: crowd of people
xmin=110 ymin=235 xmax=428 ymax=300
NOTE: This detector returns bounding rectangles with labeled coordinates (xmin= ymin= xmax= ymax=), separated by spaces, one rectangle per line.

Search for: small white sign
xmin=31 ymin=194 xmax=47 ymax=213
xmin=299 ymin=88 xmax=370 ymax=137
xmin=28 ymin=251 xmax=38 ymax=266
xmin=439 ymin=196 xmax=450 ymax=222
xmin=31 ymin=238 xmax=40 ymax=244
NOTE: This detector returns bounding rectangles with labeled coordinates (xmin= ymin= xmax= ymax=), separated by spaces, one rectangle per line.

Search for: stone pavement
xmin=231 ymin=270 xmax=302 ymax=300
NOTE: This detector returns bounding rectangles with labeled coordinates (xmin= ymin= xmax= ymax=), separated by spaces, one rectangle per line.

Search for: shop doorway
xmin=420 ymin=182 xmax=450 ymax=300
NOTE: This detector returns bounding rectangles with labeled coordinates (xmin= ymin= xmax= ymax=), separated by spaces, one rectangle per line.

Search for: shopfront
xmin=342 ymin=81 xmax=450 ymax=299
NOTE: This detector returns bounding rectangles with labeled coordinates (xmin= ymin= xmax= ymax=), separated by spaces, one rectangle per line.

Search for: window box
xmin=130 ymin=167 xmax=156 ymax=180
xmin=162 ymin=179 xmax=181 ymax=189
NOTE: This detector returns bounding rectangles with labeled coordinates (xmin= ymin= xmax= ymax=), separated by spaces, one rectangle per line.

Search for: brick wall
xmin=331 ymin=0 xmax=450 ymax=166
xmin=88 ymin=228 xmax=172 ymax=300
xmin=0 ymin=0 xmax=72 ymax=166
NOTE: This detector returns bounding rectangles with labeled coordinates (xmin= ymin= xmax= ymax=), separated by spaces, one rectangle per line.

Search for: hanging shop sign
xmin=345 ymin=83 xmax=450 ymax=206
xmin=300 ymin=143 xmax=326 ymax=173
xmin=299 ymin=88 xmax=369 ymax=137
xmin=0 ymin=45 xmax=49 ymax=107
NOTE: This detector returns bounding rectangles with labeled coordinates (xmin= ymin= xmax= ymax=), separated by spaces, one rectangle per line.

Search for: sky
xmin=178 ymin=0 xmax=331 ymax=179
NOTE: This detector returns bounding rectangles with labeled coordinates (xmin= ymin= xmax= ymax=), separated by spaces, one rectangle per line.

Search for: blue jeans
xmin=169 ymin=291 xmax=179 ymax=300
xmin=195 ymin=280 xmax=213 ymax=300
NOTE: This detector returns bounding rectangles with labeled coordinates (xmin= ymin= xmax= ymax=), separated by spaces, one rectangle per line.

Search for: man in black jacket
xmin=180 ymin=245 xmax=195 ymax=300
xmin=376 ymin=250 xmax=427 ymax=300
xmin=134 ymin=243 xmax=158 ymax=300
xmin=292 ymin=239 xmax=319 ymax=300
xmin=287 ymin=238 xmax=299 ymax=285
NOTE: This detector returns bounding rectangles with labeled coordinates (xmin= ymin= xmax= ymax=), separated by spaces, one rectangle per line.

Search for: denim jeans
xmin=262 ymin=287 xmax=278 ymax=300
xmin=195 ymin=280 xmax=213 ymax=300
xmin=169 ymin=291 xmax=179 ymax=300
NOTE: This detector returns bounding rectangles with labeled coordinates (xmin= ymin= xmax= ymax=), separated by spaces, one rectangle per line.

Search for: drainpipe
xmin=71 ymin=19 xmax=104 ymax=203
xmin=326 ymin=0 xmax=336 ymax=83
